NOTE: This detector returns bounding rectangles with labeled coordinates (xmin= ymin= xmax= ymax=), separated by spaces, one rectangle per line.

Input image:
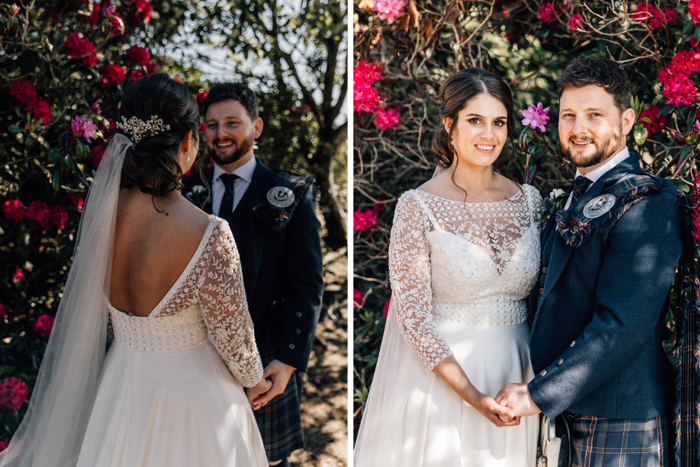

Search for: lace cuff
xmin=389 ymin=193 xmax=453 ymax=374
xmin=199 ymin=223 xmax=264 ymax=388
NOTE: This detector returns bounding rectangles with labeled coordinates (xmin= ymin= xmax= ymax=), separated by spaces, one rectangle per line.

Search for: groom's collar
xmin=575 ymin=146 xmax=630 ymax=183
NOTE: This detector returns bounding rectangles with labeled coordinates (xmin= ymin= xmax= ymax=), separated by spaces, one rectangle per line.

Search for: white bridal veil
xmin=0 ymin=134 xmax=132 ymax=466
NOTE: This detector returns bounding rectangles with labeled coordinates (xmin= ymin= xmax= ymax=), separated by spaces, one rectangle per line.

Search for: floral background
xmin=353 ymin=0 xmax=700 ymax=439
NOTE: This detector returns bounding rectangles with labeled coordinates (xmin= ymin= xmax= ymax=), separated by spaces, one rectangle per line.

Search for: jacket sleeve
xmin=389 ymin=193 xmax=453 ymax=374
xmin=528 ymin=190 xmax=683 ymax=418
xmin=273 ymin=182 xmax=324 ymax=372
xmin=199 ymin=222 xmax=264 ymax=388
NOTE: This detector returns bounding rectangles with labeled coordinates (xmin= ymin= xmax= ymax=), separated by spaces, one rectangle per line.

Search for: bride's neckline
xmin=413 ymin=187 xmax=525 ymax=205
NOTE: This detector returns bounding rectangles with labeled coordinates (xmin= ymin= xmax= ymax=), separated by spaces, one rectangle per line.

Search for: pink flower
xmin=91 ymin=101 xmax=101 ymax=113
xmin=354 ymin=208 xmax=378 ymax=231
xmin=383 ymin=298 xmax=391 ymax=319
xmin=354 ymin=289 xmax=366 ymax=308
xmin=538 ymin=3 xmax=557 ymax=23
xmin=9 ymin=4 xmax=19 ymax=16
xmin=630 ymin=2 xmax=676 ymax=30
xmin=521 ymin=102 xmax=550 ymax=132
xmin=0 ymin=303 xmax=6 ymax=320
xmin=71 ymin=115 xmax=98 ymax=142
xmin=354 ymin=60 xmax=384 ymax=114
xmin=103 ymin=4 xmax=116 ymax=17
xmin=9 ymin=80 xmax=37 ymax=106
xmin=373 ymin=0 xmax=407 ymax=23
xmin=696 ymin=120 xmax=700 ymax=132
xmin=125 ymin=45 xmax=151 ymax=66
xmin=568 ymin=13 xmax=583 ymax=31
xmin=12 ymin=268 xmax=23 ymax=283
xmin=660 ymin=72 xmax=699 ymax=106
xmin=3 ymin=200 xmax=25 ymax=221
xmin=638 ymin=105 xmax=667 ymax=134
xmin=691 ymin=0 xmax=700 ymax=25
xmin=89 ymin=144 xmax=106 ymax=167
xmin=0 ymin=378 xmax=27 ymax=411
xmin=196 ymin=90 xmax=208 ymax=105
xmin=354 ymin=60 xmax=384 ymax=86
xmin=101 ymin=63 xmax=127 ymax=85
xmin=299 ymin=104 xmax=312 ymax=112
xmin=34 ymin=314 xmax=55 ymax=339
xmin=65 ymin=32 xmax=97 ymax=67
xmin=0 ymin=438 xmax=8 ymax=452
xmin=27 ymin=99 xmax=51 ymax=125
xmin=375 ymin=107 xmax=401 ymax=130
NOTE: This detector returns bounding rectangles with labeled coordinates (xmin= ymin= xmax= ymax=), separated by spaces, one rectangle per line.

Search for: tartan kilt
xmin=253 ymin=351 xmax=305 ymax=461
xmin=565 ymin=413 xmax=668 ymax=467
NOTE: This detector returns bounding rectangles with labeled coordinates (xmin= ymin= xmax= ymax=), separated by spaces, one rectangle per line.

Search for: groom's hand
xmin=495 ymin=383 xmax=541 ymax=417
xmin=253 ymin=359 xmax=295 ymax=407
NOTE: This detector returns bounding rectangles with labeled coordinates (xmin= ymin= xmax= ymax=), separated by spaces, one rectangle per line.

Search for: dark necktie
xmin=218 ymin=173 xmax=239 ymax=217
xmin=569 ymin=176 xmax=593 ymax=205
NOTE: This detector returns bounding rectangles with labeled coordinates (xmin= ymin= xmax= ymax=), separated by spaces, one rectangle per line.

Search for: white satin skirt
xmin=76 ymin=339 xmax=268 ymax=467
xmin=354 ymin=307 xmax=538 ymax=467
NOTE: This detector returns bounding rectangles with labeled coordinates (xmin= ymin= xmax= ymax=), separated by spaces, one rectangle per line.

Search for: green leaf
xmin=695 ymin=24 xmax=700 ymax=41
xmin=47 ymin=148 xmax=62 ymax=161
xmin=676 ymin=181 xmax=690 ymax=193
xmin=679 ymin=145 xmax=693 ymax=159
xmin=52 ymin=171 xmax=61 ymax=193
xmin=75 ymin=142 xmax=89 ymax=159
xmin=659 ymin=105 xmax=675 ymax=117
xmin=633 ymin=124 xmax=648 ymax=146
xmin=8 ymin=125 xmax=22 ymax=133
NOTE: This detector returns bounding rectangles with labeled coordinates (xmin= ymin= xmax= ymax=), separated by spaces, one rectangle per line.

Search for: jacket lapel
xmin=202 ymin=166 xmax=214 ymax=214
xmin=540 ymin=155 xmax=640 ymax=299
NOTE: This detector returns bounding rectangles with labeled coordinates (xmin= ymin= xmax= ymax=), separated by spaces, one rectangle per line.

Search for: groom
xmin=497 ymin=57 xmax=683 ymax=465
xmin=182 ymin=83 xmax=324 ymax=467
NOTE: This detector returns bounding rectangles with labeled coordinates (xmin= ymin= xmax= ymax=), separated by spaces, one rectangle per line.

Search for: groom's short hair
xmin=203 ymin=82 xmax=259 ymax=120
xmin=557 ymin=56 xmax=631 ymax=113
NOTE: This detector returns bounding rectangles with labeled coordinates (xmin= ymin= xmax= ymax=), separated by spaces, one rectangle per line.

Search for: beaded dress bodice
xmin=108 ymin=217 xmax=263 ymax=388
xmin=388 ymin=185 xmax=542 ymax=373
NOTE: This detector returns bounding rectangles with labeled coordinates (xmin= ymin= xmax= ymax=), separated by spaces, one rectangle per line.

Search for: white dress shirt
xmin=564 ymin=147 xmax=630 ymax=210
xmin=212 ymin=156 xmax=257 ymax=216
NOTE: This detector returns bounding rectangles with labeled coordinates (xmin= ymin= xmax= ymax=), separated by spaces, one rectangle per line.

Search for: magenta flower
xmin=692 ymin=0 xmax=700 ymax=25
xmin=538 ymin=3 xmax=557 ymax=23
xmin=695 ymin=120 xmax=700 ymax=132
xmin=383 ymin=298 xmax=391 ymax=319
xmin=521 ymin=103 xmax=550 ymax=132
xmin=91 ymin=101 xmax=101 ymax=113
xmin=12 ymin=268 xmax=23 ymax=283
xmin=354 ymin=289 xmax=366 ymax=308
xmin=71 ymin=115 xmax=98 ymax=142
xmin=0 ymin=377 xmax=27 ymax=411
xmin=0 ymin=303 xmax=6 ymax=320
xmin=373 ymin=0 xmax=407 ymax=24
xmin=3 ymin=200 xmax=25 ymax=222
xmin=568 ymin=13 xmax=583 ymax=31
xmin=375 ymin=107 xmax=401 ymax=130
xmin=354 ymin=208 xmax=378 ymax=231
xmin=34 ymin=314 xmax=55 ymax=339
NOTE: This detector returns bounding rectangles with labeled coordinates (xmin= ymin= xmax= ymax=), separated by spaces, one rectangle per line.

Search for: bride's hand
xmin=471 ymin=392 xmax=520 ymax=428
xmin=246 ymin=377 xmax=272 ymax=410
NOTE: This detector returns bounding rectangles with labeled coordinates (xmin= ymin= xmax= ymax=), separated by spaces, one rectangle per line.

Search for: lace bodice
xmin=109 ymin=217 xmax=264 ymax=388
xmin=388 ymin=185 xmax=542 ymax=373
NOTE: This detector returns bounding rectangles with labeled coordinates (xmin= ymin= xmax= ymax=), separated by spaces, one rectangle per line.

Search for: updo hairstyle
xmin=432 ymin=68 xmax=516 ymax=169
xmin=118 ymin=73 xmax=202 ymax=197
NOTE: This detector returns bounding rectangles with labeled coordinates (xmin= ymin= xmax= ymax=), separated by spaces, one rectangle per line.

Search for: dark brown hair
xmin=557 ymin=56 xmax=631 ymax=113
xmin=203 ymin=82 xmax=259 ymax=120
xmin=118 ymin=73 xmax=202 ymax=197
xmin=432 ymin=68 xmax=516 ymax=169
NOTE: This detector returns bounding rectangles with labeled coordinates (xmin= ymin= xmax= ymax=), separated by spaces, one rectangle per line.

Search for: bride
xmin=354 ymin=68 xmax=540 ymax=466
xmin=0 ymin=73 xmax=270 ymax=466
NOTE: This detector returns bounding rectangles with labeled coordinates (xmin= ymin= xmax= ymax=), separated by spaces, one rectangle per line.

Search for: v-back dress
xmin=76 ymin=217 xmax=268 ymax=467
xmin=354 ymin=185 xmax=542 ymax=467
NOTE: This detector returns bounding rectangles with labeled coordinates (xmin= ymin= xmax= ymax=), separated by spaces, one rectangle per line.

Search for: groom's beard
xmin=208 ymin=131 xmax=255 ymax=166
xmin=562 ymin=127 xmax=623 ymax=169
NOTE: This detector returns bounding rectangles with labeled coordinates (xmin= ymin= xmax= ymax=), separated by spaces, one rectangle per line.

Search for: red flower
xmin=65 ymin=31 xmax=97 ymax=67
xmin=34 ymin=314 xmax=55 ymax=339
xmin=354 ymin=60 xmax=384 ymax=114
xmin=47 ymin=205 xmax=68 ymax=229
xmin=133 ymin=0 xmax=153 ymax=22
xmin=196 ymin=90 xmax=209 ymax=105
xmin=89 ymin=3 xmax=101 ymax=26
xmin=26 ymin=99 xmax=51 ymax=125
xmin=172 ymin=77 xmax=184 ymax=84
xmin=0 ymin=303 xmax=6 ymax=320
xmin=537 ymin=3 xmax=557 ymax=23
xmin=568 ymin=13 xmax=583 ymax=31
xmin=9 ymin=80 xmax=38 ymax=106
xmin=353 ymin=289 xmax=366 ymax=308
xmin=375 ymin=107 xmax=401 ymax=130
xmin=0 ymin=439 xmax=8 ymax=452
xmin=383 ymin=298 xmax=391 ymax=319
xmin=125 ymin=45 xmax=150 ymax=66
xmin=12 ymin=268 xmax=23 ymax=283
xmin=299 ymin=104 xmax=312 ymax=112
xmin=354 ymin=208 xmax=378 ymax=231
xmin=3 ymin=200 xmax=25 ymax=221
xmin=145 ymin=62 xmax=157 ymax=74
xmin=638 ymin=105 xmax=667 ymax=134
xmin=111 ymin=13 xmax=126 ymax=36
xmin=630 ymin=2 xmax=676 ymax=30
xmin=131 ymin=70 xmax=144 ymax=81
xmin=90 ymin=144 xmax=107 ymax=167
xmin=690 ymin=0 xmax=700 ymax=25
xmin=199 ymin=122 xmax=206 ymax=133
xmin=101 ymin=63 xmax=127 ymax=85
xmin=26 ymin=200 xmax=50 ymax=224
xmin=0 ymin=377 xmax=27 ymax=411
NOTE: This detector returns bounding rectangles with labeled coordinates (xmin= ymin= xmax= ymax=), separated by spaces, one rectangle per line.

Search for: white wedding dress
xmin=76 ymin=217 xmax=268 ymax=466
xmin=354 ymin=185 xmax=542 ymax=467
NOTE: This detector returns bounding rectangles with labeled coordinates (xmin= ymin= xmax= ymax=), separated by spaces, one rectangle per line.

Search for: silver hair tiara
xmin=115 ymin=115 xmax=170 ymax=143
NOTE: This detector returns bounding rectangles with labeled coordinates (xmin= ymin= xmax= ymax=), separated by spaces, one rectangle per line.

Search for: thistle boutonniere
xmin=541 ymin=188 xmax=568 ymax=232
xmin=185 ymin=185 xmax=209 ymax=208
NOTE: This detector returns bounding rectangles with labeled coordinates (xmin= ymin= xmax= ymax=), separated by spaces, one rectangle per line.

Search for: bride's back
xmin=110 ymin=189 xmax=210 ymax=316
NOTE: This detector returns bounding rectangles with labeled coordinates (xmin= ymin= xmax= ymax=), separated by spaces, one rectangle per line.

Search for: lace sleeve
xmin=527 ymin=185 xmax=544 ymax=229
xmin=389 ymin=193 xmax=453 ymax=374
xmin=199 ymin=222 xmax=264 ymax=388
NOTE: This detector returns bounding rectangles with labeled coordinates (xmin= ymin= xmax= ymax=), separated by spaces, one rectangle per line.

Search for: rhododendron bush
xmin=353 ymin=0 xmax=700 ymax=437
xmin=0 ymin=0 xmax=194 ymax=440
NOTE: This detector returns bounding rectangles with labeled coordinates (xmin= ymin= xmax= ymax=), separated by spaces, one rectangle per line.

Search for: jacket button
xmin=542 ymin=267 xmax=548 ymax=274
xmin=296 ymin=312 xmax=302 ymax=318
xmin=539 ymin=288 xmax=544 ymax=294
xmin=558 ymin=359 xmax=563 ymax=365
xmin=289 ymin=344 xmax=295 ymax=350
xmin=272 ymin=300 xmax=277 ymax=306
xmin=570 ymin=340 xmax=576 ymax=347
xmin=296 ymin=329 xmax=301 ymax=335
xmin=540 ymin=370 xmax=547 ymax=376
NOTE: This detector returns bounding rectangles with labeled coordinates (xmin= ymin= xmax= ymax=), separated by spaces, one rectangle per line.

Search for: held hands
xmin=247 ymin=359 xmax=295 ymax=410
xmin=495 ymin=382 xmax=541 ymax=418
xmin=471 ymin=391 xmax=521 ymax=428
xmin=246 ymin=377 xmax=272 ymax=410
